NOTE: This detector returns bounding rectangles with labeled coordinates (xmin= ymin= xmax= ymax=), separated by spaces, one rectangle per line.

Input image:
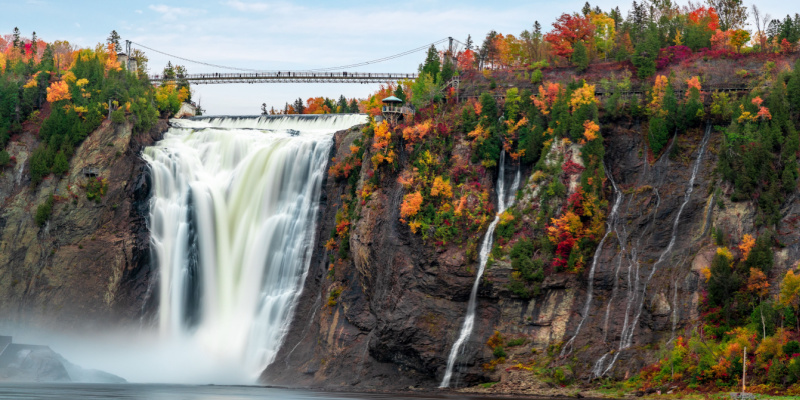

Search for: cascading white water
xmin=440 ymin=152 xmax=519 ymax=388
xmin=143 ymin=114 xmax=366 ymax=382
xmin=561 ymin=166 xmax=623 ymax=357
xmin=594 ymin=124 xmax=712 ymax=377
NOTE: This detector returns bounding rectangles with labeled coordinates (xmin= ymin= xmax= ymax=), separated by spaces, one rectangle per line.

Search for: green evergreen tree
xmin=52 ymin=151 xmax=69 ymax=175
xmin=788 ymin=60 xmax=800 ymax=114
xmin=336 ymin=95 xmax=348 ymax=113
xmin=633 ymin=24 xmax=660 ymax=79
xmin=393 ymin=85 xmax=406 ymax=103
xmin=293 ymin=98 xmax=305 ymax=114
xmin=571 ymin=41 xmax=589 ymax=72
xmin=420 ymin=45 xmax=441 ymax=83
xmin=348 ymin=99 xmax=360 ymax=113
xmin=107 ymin=30 xmax=121 ymax=53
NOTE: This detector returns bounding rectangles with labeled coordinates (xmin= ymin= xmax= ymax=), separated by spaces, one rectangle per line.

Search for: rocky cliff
xmin=263 ymin=115 xmax=800 ymax=391
xmin=0 ymin=118 xmax=166 ymax=330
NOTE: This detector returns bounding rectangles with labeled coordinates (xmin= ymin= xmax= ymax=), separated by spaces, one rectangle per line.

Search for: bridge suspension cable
xmin=130 ymin=38 xmax=450 ymax=73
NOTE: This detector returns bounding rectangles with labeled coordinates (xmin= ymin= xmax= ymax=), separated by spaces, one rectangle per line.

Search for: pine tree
xmin=632 ymin=23 xmax=660 ymax=79
xmin=393 ymin=86 xmax=406 ymax=103
xmin=582 ymin=1 xmax=592 ymax=16
xmin=107 ymin=30 xmax=121 ymax=53
xmin=348 ymin=99 xmax=360 ymax=113
xmin=293 ymin=98 xmax=305 ymax=114
xmin=420 ymin=45 xmax=441 ymax=83
xmin=465 ymin=34 xmax=473 ymax=50
xmin=788 ymin=60 xmax=800 ymax=115
xmin=337 ymin=95 xmax=348 ymax=113
xmin=52 ymin=151 xmax=69 ymax=175
xmin=12 ymin=27 xmax=20 ymax=49
xmin=571 ymin=41 xmax=589 ymax=72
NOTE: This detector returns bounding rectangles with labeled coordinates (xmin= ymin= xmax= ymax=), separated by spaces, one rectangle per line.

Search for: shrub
xmin=34 ymin=195 xmax=55 ymax=227
xmin=85 ymin=177 xmax=108 ymax=202
xmin=111 ymin=109 xmax=126 ymax=124
xmin=493 ymin=346 xmax=507 ymax=359
xmin=0 ymin=150 xmax=10 ymax=166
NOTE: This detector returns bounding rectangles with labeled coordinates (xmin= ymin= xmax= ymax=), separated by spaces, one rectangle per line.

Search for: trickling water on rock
xmin=440 ymin=151 xmax=519 ymax=388
xmin=143 ymin=114 xmax=366 ymax=381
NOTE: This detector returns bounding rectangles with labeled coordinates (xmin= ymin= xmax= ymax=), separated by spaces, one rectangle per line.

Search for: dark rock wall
xmin=0 ymin=119 xmax=167 ymax=329
xmin=264 ymin=119 xmax=795 ymax=389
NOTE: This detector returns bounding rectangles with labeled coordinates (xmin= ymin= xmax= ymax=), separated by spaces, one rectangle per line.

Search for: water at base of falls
xmin=139 ymin=114 xmax=366 ymax=383
xmin=440 ymin=152 xmax=520 ymax=388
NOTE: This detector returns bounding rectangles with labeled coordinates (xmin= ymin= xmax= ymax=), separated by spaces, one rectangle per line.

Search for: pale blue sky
xmin=1 ymin=0 xmax=794 ymax=115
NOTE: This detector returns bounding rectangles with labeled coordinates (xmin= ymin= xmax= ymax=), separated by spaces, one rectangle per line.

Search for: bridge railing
xmin=150 ymin=71 xmax=419 ymax=81
xmin=382 ymin=106 xmax=415 ymax=114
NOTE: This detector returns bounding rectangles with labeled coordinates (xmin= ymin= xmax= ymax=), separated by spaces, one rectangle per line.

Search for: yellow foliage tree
xmin=400 ymin=191 xmax=423 ymax=220
xmin=46 ymin=80 xmax=71 ymax=103
xmin=430 ymin=176 xmax=453 ymax=198
xmin=569 ymin=83 xmax=597 ymax=112
xmin=739 ymin=234 xmax=755 ymax=260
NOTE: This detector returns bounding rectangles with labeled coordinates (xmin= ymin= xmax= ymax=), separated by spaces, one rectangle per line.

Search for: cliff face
xmin=0 ymin=119 xmax=166 ymax=329
xmin=264 ymin=118 xmax=800 ymax=390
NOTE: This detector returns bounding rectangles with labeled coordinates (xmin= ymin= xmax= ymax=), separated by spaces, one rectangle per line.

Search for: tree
xmin=293 ymin=98 xmax=305 ymax=114
xmin=336 ymin=95 xmax=348 ymax=113
xmin=780 ymin=270 xmax=800 ymax=330
xmin=572 ymin=41 xmax=589 ymax=72
xmin=12 ymin=27 xmax=20 ymax=49
xmin=632 ymin=23 xmax=660 ymax=79
xmin=348 ymin=99 xmax=360 ymax=113
xmin=46 ymin=80 xmax=71 ymax=103
xmin=107 ymin=30 xmax=121 ymax=53
xmin=544 ymin=13 xmax=595 ymax=60
xmin=261 ymin=103 xmax=268 ymax=115
xmin=393 ymin=86 xmax=406 ymax=103
xmin=420 ymin=45 xmax=441 ymax=82
xmin=708 ymin=248 xmax=740 ymax=324
xmin=591 ymin=12 xmax=617 ymax=60
xmin=707 ymin=0 xmax=748 ymax=31
xmin=582 ymin=1 xmax=592 ymax=16
xmin=162 ymin=61 xmax=176 ymax=80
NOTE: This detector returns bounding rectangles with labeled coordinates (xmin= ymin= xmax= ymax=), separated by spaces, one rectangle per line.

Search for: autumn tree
xmin=707 ymin=0 xmax=748 ymax=31
xmin=591 ymin=12 xmax=616 ymax=60
xmin=780 ymin=270 xmax=800 ymax=330
xmin=544 ymin=13 xmax=595 ymax=61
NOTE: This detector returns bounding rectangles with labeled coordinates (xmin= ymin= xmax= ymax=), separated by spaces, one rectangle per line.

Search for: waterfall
xmin=440 ymin=151 xmax=518 ymax=388
xmin=143 ymin=114 xmax=366 ymax=381
xmin=561 ymin=165 xmax=623 ymax=357
xmin=594 ymin=124 xmax=712 ymax=377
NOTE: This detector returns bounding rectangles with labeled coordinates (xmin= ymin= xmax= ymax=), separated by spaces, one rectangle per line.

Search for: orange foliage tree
xmin=46 ymin=80 xmax=71 ymax=103
xmin=544 ymin=13 xmax=595 ymax=61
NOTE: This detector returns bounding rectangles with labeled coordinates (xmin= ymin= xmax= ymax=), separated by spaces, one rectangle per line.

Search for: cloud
xmin=75 ymin=22 xmax=80 ymax=28
xmin=135 ymin=9 xmax=143 ymax=14
xmin=148 ymin=4 xmax=206 ymax=21
xmin=222 ymin=0 xmax=270 ymax=12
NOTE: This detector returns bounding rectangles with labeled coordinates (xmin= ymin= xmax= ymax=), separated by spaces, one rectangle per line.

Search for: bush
xmin=493 ymin=346 xmax=507 ymax=359
xmin=34 ymin=195 xmax=55 ymax=227
xmin=111 ymin=109 xmax=126 ymax=124
xmin=648 ymin=117 xmax=670 ymax=154
xmin=0 ymin=150 xmax=10 ymax=166
xmin=85 ymin=177 xmax=108 ymax=202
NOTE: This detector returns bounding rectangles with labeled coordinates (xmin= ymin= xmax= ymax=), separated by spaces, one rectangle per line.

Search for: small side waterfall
xmin=593 ymin=124 xmax=712 ymax=377
xmin=143 ymin=114 xmax=366 ymax=382
xmin=440 ymin=151 xmax=519 ymax=388
xmin=561 ymin=166 xmax=622 ymax=357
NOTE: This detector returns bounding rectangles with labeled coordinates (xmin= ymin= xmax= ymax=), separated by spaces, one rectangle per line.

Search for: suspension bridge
xmin=148 ymin=71 xmax=418 ymax=85
xmin=130 ymin=38 xmax=462 ymax=85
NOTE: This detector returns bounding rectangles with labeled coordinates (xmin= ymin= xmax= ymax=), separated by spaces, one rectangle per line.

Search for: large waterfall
xmin=143 ymin=114 xmax=366 ymax=381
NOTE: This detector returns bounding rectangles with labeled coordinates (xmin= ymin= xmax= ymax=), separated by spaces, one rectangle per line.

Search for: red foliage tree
xmin=543 ymin=13 xmax=595 ymax=60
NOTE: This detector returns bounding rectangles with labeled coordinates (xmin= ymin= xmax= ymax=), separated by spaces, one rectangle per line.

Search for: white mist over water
xmin=120 ymin=114 xmax=365 ymax=383
xmin=440 ymin=152 xmax=519 ymax=388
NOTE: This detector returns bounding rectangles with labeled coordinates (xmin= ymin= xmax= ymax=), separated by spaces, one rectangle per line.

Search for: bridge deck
xmin=150 ymin=71 xmax=418 ymax=84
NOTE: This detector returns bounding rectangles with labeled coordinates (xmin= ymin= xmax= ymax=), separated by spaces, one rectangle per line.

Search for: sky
xmin=1 ymin=0 xmax=794 ymax=115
